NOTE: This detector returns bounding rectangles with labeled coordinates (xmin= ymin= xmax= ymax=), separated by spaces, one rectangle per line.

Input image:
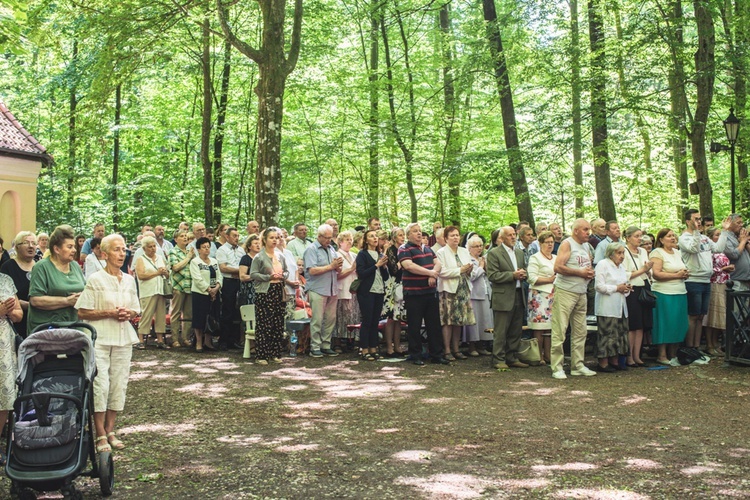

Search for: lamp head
xmin=724 ymin=108 xmax=740 ymax=144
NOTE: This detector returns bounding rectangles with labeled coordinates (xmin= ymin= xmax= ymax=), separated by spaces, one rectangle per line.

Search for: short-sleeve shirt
xmin=75 ymin=271 xmax=141 ymax=346
xmin=303 ymin=241 xmax=339 ymax=296
xmin=27 ymin=258 xmax=86 ymax=334
xmin=398 ymin=242 xmax=437 ymax=296
xmin=216 ymin=243 xmax=245 ymax=279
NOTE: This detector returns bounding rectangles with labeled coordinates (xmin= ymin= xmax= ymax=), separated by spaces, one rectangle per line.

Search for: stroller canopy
xmin=17 ymin=329 xmax=96 ymax=385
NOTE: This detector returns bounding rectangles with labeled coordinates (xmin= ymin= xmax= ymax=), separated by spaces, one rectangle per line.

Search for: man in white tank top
xmin=549 ymin=218 xmax=597 ymax=379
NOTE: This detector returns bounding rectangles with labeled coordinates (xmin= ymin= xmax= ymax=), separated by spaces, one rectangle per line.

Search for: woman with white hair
xmin=594 ymin=242 xmax=631 ymax=372
xmin=35 ymin=232 xmax=49 ymax=261
xmin=135 ymin=235 xmax=169 ymax=349
xmin=464 ymin=234 xmax=493 ymax=356
xmin=76 ymin=234 xmax=140 ymax=452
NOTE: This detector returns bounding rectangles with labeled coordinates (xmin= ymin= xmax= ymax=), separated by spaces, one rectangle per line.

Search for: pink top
xmin=711 ymin=253 xmax=730 ymax=284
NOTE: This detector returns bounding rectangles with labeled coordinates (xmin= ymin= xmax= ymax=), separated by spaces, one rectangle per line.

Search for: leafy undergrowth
xmin=5 ymin=349 xmax=750 ymax=499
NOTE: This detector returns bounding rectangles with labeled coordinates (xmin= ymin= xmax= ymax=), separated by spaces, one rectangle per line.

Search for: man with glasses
xmin=189 ymin=222 xmax=216 ymax=258
xmin=304 ymin=224 xmax=342 ymax=357
xmin=679 ymin=209 xmax=730 ymax=349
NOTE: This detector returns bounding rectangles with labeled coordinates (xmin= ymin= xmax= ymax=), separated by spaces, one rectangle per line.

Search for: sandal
xmin=135 ymin=342 xmax=145 ymax=350
xmin=453 ymin=352 xmax=468 ymax=360
xmin=96 ymin=436 xmax=112 ymax=453
xmin=156 ymin=342 xmax=171 ymax=350
xmin=172 ymin=341 xmax=182 ymax=348
xmin=444 ymin=353 xmax=456 ymax=362
xmin=361 ymin=353 xmax=376 ymax=361
xmin=256 ymin=359 xmax=268 ymax=365
xmin=107 ymin=432 xmax=125 ymax=450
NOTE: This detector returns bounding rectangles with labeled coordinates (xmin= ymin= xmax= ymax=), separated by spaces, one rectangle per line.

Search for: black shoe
xmin=412 ymin=359 xmax=425 ymax=366
xmin=406 ymin=355 xmax=425 ymax=366
xmin=595 ymin=364 xmax=617 ymax=373
xmin=217 ymin=343 xmax=228 ymax=351
xmin=431 ymin=357 xmax=451 ymax=365
xmin=232 ymin=342 xmax=245 ymax=350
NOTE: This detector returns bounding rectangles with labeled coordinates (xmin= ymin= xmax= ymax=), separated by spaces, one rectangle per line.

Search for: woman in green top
xmin=27 ymin=225 xmax=86 ymax=334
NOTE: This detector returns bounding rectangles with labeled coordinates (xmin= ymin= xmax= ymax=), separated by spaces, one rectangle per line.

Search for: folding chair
xmin=240 ymin=304 xmax=256 ymax=359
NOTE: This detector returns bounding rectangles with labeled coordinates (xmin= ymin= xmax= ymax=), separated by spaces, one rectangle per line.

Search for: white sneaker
xmin=552 ymin=370 xmax=567 ymax=380
xmin=570 ymin=366 xmax=597 ymax=376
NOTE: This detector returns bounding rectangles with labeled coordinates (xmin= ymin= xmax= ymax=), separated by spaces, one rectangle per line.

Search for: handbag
xmin=349 ymin=278 xmax=361 ymax=293
xmin=628 ymin=249 xmax=656 ymax=307
xmin=518 ymin=338 xmax=541 ymax=365
xmin=638 ymin=283 xmax=656 ymax=308
xmin=162 ymin=277 xmax=174 ymax=299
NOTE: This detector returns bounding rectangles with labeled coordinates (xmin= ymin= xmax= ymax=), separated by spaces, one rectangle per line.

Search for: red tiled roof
xmin=0 ymin=99 xmax=50 ymax=161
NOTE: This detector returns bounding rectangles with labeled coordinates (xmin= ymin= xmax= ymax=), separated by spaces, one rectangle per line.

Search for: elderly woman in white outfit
xmin=463 ymin=235 xmax=493 ymax=356
xmin=437 ymin=226 xmax=475 ymax=361
xmin=76 ymin=234 xmax=140 ymax=453
xmin=594 ymin=242 xmax=631 ymax=373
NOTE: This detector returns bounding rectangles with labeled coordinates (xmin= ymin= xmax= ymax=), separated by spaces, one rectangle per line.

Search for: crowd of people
xmin=0 ymin=210 xmax=745 ymax=459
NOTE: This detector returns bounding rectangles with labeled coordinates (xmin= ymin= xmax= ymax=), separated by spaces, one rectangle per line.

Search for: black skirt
xmin=626 ymin=285 xmax=653 ymax=332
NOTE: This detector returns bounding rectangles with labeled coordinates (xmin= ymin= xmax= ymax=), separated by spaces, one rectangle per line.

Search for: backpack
xmin=676 ymin=346 xmax=707 ymax=365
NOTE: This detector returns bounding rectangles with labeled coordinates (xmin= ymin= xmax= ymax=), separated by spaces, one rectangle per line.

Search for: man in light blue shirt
xmin=593 ymin=220 xmax=621 ymax=265
xmin=304 ymin=224 xmax=343 ymax=357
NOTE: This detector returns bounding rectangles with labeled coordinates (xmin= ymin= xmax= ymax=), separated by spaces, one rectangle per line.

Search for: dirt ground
xmin=4 ymin=347 xmax=750 ymax=499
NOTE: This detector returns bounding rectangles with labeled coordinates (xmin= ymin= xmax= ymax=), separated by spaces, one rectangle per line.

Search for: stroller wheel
xmin=61 ymin=484 xmax=83 ymax=500
xmin=10 ymin=483 xmax=36 ymax=500
xmin=99 ymin=450 xmax=115 ymax=496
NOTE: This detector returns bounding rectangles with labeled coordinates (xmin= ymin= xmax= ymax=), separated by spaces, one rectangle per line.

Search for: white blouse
xmin=623 ymin=246 xmax=649 ymax=287
xmin=594 ymin=258 xmax=629 ymax=318
xmin=437 ymin=245 xmax=472 ymax=294
xmin=136 ymin=253 xmax=167 ymax=298
xmin=75 ymin=271 xmax=141 ymax=346
xmin=337 ymin=250 xmax=357 ymax=300
xmin=527 ymin=252 xmax=557 ymax=294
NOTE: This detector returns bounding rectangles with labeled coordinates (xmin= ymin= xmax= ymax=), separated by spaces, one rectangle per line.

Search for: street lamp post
xmin=724 ymin=108 xmax=740 ymax=213
xmin=710 ymin=109 xmax=741 ymax=213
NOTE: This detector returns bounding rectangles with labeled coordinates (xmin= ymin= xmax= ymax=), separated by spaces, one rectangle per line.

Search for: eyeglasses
xmin=18 ymin=241 xmax=37 ymax=247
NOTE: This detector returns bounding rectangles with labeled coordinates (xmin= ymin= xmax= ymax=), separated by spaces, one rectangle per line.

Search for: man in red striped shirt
xmin=398 ymin=223 xmax=449 ymax=366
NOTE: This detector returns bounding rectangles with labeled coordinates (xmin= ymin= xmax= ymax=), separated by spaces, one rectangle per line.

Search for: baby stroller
xmin=5 ymin=322 xmax=114 ymax=499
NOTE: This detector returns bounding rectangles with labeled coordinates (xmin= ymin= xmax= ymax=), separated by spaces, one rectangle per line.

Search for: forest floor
xmin=5 ymin=344 xmax=750 ymax=499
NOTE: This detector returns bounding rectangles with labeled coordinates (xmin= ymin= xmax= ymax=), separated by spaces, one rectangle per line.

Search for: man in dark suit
xmin=486 ymin=226 xmax=529 ymax=371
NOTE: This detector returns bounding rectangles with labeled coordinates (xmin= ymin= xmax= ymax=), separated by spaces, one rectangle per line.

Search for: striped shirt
xmin=398 ymin=242 xmax=436 ymax=296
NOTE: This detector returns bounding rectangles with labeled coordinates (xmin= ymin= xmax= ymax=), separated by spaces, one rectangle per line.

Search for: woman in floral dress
xmin=705 ymin=227 xmax=734 ymax=356
xmin=527 ymin=231 xmax=557 ymax=365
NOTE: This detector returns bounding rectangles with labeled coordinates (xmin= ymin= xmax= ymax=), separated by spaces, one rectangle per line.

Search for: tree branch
xmin=216 ymin=0 xmax=264 ymax=64
xmin=285 ymin=0 xmax=303 ymax=75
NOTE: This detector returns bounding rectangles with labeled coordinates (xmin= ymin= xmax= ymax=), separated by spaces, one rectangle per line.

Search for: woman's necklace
xmin=541 ymin=252 xmax=553 ymax=260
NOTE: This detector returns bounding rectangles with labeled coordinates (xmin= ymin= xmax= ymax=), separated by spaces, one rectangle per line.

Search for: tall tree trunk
xmin=212 ymin=37 xmax=231 ymax=228
xmin=112 ymin=83 xmax=121 ymax=231
xmin=440 ymin=1 xmax=462 ymax=228
xmin=382 ymin=9 xmax=418 ymax=222
xmin=665 ymin=0 xmax=689 ymax=219
xmin=613 ymin=2 xmax=653 ymax=184
xmin=368 ymin=2 xmax=380 ymax=218
xmin=67 ymin=39 xmax=78 ymax=217
xmin=688 ymin=0 xmax=716 ymax=217
xmin=483 ymin=0 xmax=535 ymax=227
xmin=588 ymin=0 xmax=616 ymax=221
xmin=218 ymin=0 xmax=303 ymax=228
xmin=201 ymin=14 xmax=213 ymax=226
xmin=569 ymin=0 xmax=584 ymax=218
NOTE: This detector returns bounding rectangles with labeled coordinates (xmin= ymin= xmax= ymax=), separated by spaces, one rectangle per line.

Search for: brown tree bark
xmin=201 ymin=14 xmax=213 ymax=226
xmin=569 ymin=0 xmax=584 ymax=219
xmin=483 ymin=0 xmax=534 ymax=227
xmin=212 ymin=37 xmax=232 ymax=227
xmin=217 ymin=0 xmax=302 ymax=228
xmin=368 ymin=1 xmax=380 ymax=219
xmin=588 ymin=0 xmax=616 ymax=221
xmin=689 ymin=0 xmax=715 ymax=217
xmin=112 ymin=83 xmax=121 ymax=231
xmin=440 ymin=1 xmax=462 ymax=228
